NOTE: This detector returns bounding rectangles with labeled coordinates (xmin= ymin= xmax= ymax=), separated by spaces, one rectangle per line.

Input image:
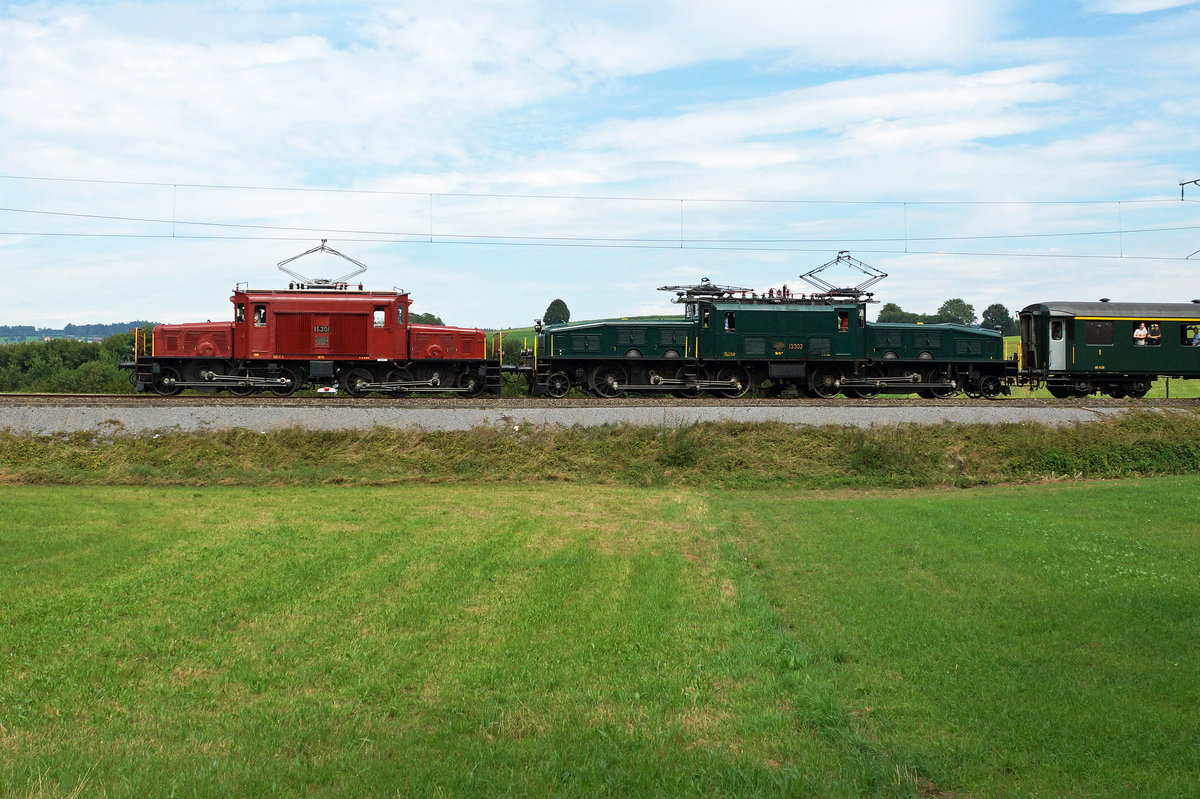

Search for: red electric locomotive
xmin=124 ymin=242 xmax=501 ymax=397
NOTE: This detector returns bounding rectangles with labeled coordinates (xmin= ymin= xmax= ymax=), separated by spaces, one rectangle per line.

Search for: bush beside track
xmin=2 ymin=410 xmax=1199 ymax=488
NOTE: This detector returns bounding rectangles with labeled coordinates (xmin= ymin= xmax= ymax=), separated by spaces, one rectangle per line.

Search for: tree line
xmin=877 ymin=298 xmax=1018 ymax=336
xmin=0 ymin=332 xmax=139 ymax=393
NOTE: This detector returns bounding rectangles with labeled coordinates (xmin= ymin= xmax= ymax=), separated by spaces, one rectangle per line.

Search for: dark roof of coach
xmin=1021 ymin=301 xmax=1200 ymax=318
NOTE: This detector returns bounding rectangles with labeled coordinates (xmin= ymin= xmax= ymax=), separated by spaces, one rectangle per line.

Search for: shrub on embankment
xmin=2 ymin=410 xmax=1199 ymax=488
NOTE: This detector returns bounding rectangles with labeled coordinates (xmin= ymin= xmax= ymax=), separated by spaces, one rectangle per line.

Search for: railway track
xmin=2 ymin=392 xmax=1196 ymax=409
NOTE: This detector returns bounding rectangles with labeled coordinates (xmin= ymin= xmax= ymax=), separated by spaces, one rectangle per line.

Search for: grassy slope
xmin=4 ymin=411 xmax=1200 ymax=489
xmin=3 ymin=480 xmax=1198 ymax=797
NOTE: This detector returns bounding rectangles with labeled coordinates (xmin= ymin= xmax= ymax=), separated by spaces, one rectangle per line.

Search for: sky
xmin=1 ymin=0 xmax=1199 ymax=329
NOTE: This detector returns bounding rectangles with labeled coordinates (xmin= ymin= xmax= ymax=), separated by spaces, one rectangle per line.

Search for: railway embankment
xmin=2 ymin=406 xmax=1199 ymax=490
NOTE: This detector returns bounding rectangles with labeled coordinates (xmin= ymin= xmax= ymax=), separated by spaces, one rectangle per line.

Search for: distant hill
xmin=0 ymin=322 xmax=154 ymax=344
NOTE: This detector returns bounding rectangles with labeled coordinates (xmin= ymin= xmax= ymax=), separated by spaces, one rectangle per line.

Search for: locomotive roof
xmin=234 ymin=287 xmax=408 ymax=298
xmin=1022 ymin=301 xmax=1200 ymax=318
xmin=544 ymin=317 xmax=687 ymax=331
xmin=705 ymin=298 xmax=862 ymax=310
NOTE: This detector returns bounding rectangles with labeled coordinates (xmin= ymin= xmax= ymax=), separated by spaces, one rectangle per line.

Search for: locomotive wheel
xmin=152 ymin=365 xmax=182 ymax=396
xmin=978 ymin=375 xmax=1003 ymax=400
xmin=716 ymin=365 xmax=752 ymax=399
xmin=343 ymin=368 xmax=375 ymax=398
xmin=270 ymin=366 xmax=301 ymax=397
xmin=672 ymin=365 xmax=706 ymax=398
xmin=187 ymin=360 xmax=222 ymax=394
xmin=456 ymin=370 xmax=485 ymax=397
xmin=384 ymin=368 xmax=414 ymax=396
xmin=228 ymin=367 xmax=256 ymax=397
xmin=591 ymin=363 xmax=627 ymax=398
xmin=925 ymin=369 xmax=957 ymax=399
xmin=545 ymin=371 xmax=571 ymax=399
xmin=809 ymin=366 xmax=842 ymax=399
xmin=849 ymin=365 xmax=883 ymax=399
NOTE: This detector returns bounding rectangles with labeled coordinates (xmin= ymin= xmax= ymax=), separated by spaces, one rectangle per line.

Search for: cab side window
xmin=253 ymin=305 xmax=266 ymax=326
xmin=235 ymin=303 xmax=245 ymax=323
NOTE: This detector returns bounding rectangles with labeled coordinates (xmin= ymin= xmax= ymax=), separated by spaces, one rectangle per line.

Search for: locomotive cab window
xmin=235 ymin=303 xmax=245 ymax=323
xmin=374 ymin=306 xmax=386 ymax=328
xmin=253 ymin=305 xmax=266 ymax=326
xmin=724 ymin=312 xmax=735 ymax=331
xmin=1050 ymin=320 xmax=1063 ymax=341
xmin=397 ymin=306 xmax=406 ymax=325
xmin=702 ymin=310 xmax=711 ymax=329
xmin=837 ymin=311 xmax=849 ymax=331
xmin=1084 ymin=320 xmax=1112 ymax=346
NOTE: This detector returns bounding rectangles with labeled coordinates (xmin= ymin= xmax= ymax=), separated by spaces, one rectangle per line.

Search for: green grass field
xmin=4 ymin=478 xmax=1199 ymax=797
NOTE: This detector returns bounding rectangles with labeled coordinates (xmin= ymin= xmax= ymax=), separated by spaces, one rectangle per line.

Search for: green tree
xmin=935 ymin=298 xmax=976 ymax=326
xmin=543 ymin=299 xmax=570 ymax=325
xmin=409 ymin=312 xmax=444 ymax=325
xmin=876 ymin=302 xmax=926 ymax=323
xmin=981 ymin=303 xmax=1017 ymax=335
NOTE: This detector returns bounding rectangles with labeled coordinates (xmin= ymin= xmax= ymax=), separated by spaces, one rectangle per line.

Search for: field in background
xmin=3 ymin=479 xmax=1198 ymax=797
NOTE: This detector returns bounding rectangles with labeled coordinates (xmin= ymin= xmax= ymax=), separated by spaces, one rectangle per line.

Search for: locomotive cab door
xmin=1048 ymin=316 xmax=1068 ymax=371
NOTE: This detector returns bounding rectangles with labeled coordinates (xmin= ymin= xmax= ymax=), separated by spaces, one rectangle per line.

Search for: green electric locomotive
xmin=1018 ymin=300 xmax=1200 ymax=398
xmin=525 ymin=253 xmax=1015 ymax=399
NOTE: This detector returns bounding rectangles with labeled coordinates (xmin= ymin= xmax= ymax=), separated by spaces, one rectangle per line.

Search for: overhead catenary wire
xmin=1 ymin=173 xmax=1199 ymax=262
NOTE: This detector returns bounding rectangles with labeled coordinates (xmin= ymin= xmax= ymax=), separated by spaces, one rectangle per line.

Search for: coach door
xmin=1049 ymin=316 xmax=1067 ymax=371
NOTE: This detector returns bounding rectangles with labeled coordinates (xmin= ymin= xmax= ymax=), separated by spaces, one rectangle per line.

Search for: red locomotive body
xmin=129 ymin=284 xmax=499 ymax=397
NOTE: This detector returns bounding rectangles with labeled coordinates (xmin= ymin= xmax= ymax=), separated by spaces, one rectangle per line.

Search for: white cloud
xmin=0 ymin=1 xmax=1198 ymax=327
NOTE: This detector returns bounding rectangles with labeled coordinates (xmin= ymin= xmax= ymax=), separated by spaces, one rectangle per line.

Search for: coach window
xmin=1184 ymin=325 xmax=1200 ymax=346
xmin=1051 ymin=320 xmax=1063 ymax=341
xmin=374 ymin=306 xmax=386 ymax=328
xmin=253 ymin=305 xmax=266 ymax=326
xmin=235 ymin=303 xmax=245 ymax=323
xmin=724 ymin=312 xmax=736 ymax=331
xmin=1084 ymin=320 xmax=1112 ymax=346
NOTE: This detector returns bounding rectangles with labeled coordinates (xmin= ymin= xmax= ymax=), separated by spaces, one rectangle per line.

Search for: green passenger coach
xmin=1019 ymin=300 xmax=1200 ymax=398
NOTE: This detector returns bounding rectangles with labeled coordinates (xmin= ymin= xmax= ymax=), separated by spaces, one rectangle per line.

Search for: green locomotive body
xmin=527 ymin=286 xmax=1015 ymax=399
xmin=1019 ymin=301 xmax=1200 ymax=398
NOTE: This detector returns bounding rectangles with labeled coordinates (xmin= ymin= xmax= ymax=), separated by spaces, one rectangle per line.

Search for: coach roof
xmin=1021 ymin=301 xmax=1200 ymax=318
